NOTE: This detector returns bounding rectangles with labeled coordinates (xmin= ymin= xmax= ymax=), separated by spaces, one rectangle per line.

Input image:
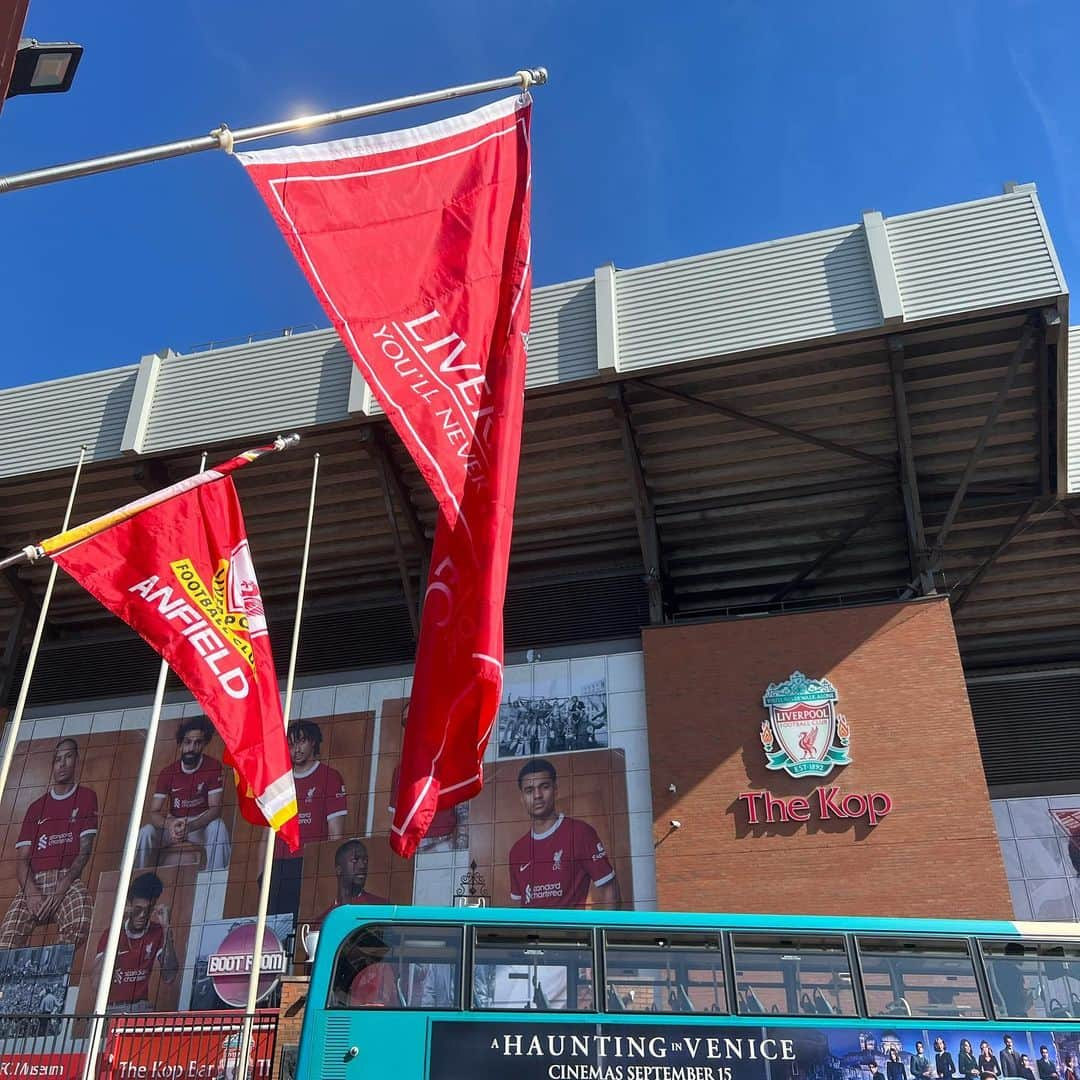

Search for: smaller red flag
xmin=51 ymin=474 xmax=299 ymax=850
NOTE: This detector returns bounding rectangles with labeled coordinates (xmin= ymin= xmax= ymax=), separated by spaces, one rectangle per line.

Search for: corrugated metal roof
xmin=617 ymin=225 xmax=881 ymax=370
xmin=888 ymin=190 xmax=1066 ymax=322
xmin=0 ymin=366 xmax=138 ymax=480
xmin=142 ymin=330 xmax=352 ymax=454
xmin=0 ymin=187 xmax=1072 ymax=691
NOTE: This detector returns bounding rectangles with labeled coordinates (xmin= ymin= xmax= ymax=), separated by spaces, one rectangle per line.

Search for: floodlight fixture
xmin=6 ymin=39 xmax=82 ymax=99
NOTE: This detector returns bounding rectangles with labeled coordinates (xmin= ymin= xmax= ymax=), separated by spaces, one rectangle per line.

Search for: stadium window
xmin=603 ymin=931 xmax=727 ymax=1014
xmin=327 ymin=924 xmax=462 ymax=1010
xmin=472 ymin=928 xmax=594 ymax=1012
xmin=731 ymin=933 xmax=856 ymax=1017
xmin=980 ymin=939 xmax=1080 ymax=1020
xmin=857 ymin=937 xmax=984 ymax=1019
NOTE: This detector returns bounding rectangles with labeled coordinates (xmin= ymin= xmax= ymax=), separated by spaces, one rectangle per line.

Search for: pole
xmin=0 ymin=68 xmax=547 ymax=195
xmin=80 ymin=450 xmax=207 ymax=1080
xmin=80 ymin=657 xmax=169 ymax=1080
xmin=0 ymin=446 xmax=86 ymax=804
xmin=235 ymin=452 xmax=320 ymax=1080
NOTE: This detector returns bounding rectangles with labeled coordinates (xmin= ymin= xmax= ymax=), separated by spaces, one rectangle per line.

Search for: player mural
xmin=508 ymin=758 xmax=619 ymax=909
xmin=137 ymin=717 xmax=231 ymax=871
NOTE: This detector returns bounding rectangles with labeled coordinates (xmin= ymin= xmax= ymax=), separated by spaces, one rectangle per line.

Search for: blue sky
xmin=1 ymin=1 xmax=1076 ymax=388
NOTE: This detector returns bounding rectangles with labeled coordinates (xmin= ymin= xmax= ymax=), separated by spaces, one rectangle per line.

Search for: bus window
xmin=604 ymin=931 xmax=726 ymax=1014
xmin=731 ymin=934 xmax=855 ymax=1017
xmin=857 ymin=937 xmax=984 ymax=1019
xmin=472 ymin=929 xmax=594 ymax=1012
xmin=328 ymin=924 xmax=462 ymax=1010
xmin=981 ymin=940 xmax=1080 ymax=1020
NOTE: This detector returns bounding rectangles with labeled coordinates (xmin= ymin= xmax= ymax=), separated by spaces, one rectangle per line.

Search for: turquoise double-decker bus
xmin=297 ymin=906 xmax=1080 ymax=1080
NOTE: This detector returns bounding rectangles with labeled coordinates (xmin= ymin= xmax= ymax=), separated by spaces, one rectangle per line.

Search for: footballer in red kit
xmin=275 ymin=721 xmax=348 ymax=858
xmin=137 ymin=717 xmax=231 ymax=871
xmin=316 ymin=839 xmax=389 ymax=926
xmin=268 ymin=721 xmax=350 ymax=918
xmin=508 ymin=758 xmax=619 ymax=909
xmin=94 ymin=872 xmax=178 ymax=1013
xmin=0 ymin=738 xmax=98 ymax=947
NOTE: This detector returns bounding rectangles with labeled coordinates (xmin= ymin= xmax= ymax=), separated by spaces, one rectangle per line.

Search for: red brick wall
xmin=643 ymin=597 xmax=1011 ymax=919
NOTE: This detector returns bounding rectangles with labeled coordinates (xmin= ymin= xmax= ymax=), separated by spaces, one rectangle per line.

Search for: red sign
xmin=0 ymin=1052 xmax=83 ymax=1078
xmin=738 ymin=787 xmax=894 ymax=826
xmin=208 ymin=922 xmax=287 ymax=1008
xmin=100 ymin=1012 xmax=276 ymax=1080
xmin=241 ymin=94 xmax=533 ymax=856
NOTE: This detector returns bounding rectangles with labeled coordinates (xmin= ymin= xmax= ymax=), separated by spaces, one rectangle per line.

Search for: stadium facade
xmin=0 ymin=181 xmax=1077 ymax=1031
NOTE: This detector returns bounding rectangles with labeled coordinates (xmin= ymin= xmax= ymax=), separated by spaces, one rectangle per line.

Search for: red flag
xmin=240 ymin=94 xmax=532 ymax=855
xmin=50 ymin=467 xmax=300 ymax=851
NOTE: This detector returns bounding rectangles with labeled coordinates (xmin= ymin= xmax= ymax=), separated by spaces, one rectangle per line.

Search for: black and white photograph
xmin=496 ymin=691 xmax=608 ymax=759
xmin=0 ymin=943 xmax=74 ymax=1037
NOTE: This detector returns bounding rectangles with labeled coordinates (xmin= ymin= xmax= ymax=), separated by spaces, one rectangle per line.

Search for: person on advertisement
xmin=316 ymin=839 xmax=388 ymax=926
xmin=935 ymin=1037 xmax=957 ymax=1080
xmin=1038 ymin=1047 xmax=1061 ymax=1080
xmin=887 ymin=1047 xmax=908 ymax=1080
xmin=269 ymin=720 xmax=349 ymax=916
xmin=92 ymin=871 xmax=178 ymax=1013
xmin=136 ymin=717 xmax=231 ymax=870
xmin=508 ymin=758 xmax=620 ymax=909
xmin=912 ymin=1042 xmax=934 ymax=1080
xmin=0 ymin=738 xmax=97 ymax=947
xmin=979 ymin=1042 xmax=1002 ymax=1077
xmin=1001 ymin=1037 xmax=1025 ymax=1079
xmin=959 ymin=1039 xmax=979 ymax=1080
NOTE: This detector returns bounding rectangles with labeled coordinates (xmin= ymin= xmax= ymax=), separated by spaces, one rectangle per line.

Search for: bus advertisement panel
xmin=429 ymin=1023 xmax=1078 ymax=1080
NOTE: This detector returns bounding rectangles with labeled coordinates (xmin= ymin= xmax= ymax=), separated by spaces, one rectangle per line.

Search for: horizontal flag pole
xmin=0 ymin=67 xmax=548 ymax=195
xmin=0 ymin=432 xmax=300 ymax=571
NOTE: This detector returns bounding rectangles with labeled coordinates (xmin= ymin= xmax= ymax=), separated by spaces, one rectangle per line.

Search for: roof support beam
xmin=0 ymin=600 xmax=30 ymax=708
xmin=609 ymin=385 xmax=666 ymax=624
xmin=950 ymin=496 xmax=1049 ymax=615
xmin=360 ymin=426 xmax=429 ymax=639
xmin=923 ymin=322 xmax=1036 ymax=576
xmin=633 ymin=378 xmax=894 ymax=470
xmin=1037 ymin=311 xmax=1056 ymax=495
xmin=888 ymin=339 xmax=934 ymax=596
xmin=768 ymin=493 xmax=894 ymax=604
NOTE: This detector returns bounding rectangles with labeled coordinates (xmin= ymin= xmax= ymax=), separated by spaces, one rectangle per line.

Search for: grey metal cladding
xmin=141 ymin=329 xmax=352 ymax=453
xmin=614 ymin=224 xmax=881 ymax=371
xmin=887 ymin=191 xmax=1065 ymax=322
xmin=1068 ymin=325 xmax=1080 ymax=493
xmin=0 ymin=366 xmax=138 ymax=479
xmin=364 ymin=276 xmax=598 ymax=414
xmin=525 ymin=277 xmax=597 ymax=388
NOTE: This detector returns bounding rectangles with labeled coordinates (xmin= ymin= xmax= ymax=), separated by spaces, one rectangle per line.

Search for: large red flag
xmin=240 ymin=94 xmax=532 ymax=855
xmin=49 ymin=460 xmax=300 ymax=851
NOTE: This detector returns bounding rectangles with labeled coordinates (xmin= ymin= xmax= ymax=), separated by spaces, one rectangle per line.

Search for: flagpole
xmin=0 ymin=68 xmax=547 ymax=196
xmin=236 ymin=452 xmax=320 ymax=1080
xmin=79 ymin=448 xmax=208 ymax=1080
xmin=80 ymin=657 xmax=169 ymax=1080
xmin=0 ymin=445 xmax=87 ymax=805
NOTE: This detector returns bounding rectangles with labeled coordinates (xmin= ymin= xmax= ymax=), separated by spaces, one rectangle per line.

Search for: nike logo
xmin=519 ymin=863 xmax=531 ymax=872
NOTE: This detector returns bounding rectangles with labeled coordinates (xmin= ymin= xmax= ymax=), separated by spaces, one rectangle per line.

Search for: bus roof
xmin=318 ymin=904 xmax=1045 ymax=939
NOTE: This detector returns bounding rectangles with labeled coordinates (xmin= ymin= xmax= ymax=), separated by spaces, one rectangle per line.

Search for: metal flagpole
xmin=79 ymin=450 xmax=207 ymax=1080
xmin=0 ymin=68 xmax=547 ymax=195
xmin=0 ymin=445 xmax=87 ymax=805
xmin=235 ymin=452 xmax=320 ymax=1080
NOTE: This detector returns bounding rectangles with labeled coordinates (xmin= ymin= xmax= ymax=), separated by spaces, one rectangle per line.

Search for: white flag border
xmin=236 ymin=92 xmax=528 ymax=166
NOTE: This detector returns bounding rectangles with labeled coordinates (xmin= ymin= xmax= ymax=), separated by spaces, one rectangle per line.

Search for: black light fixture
xmin=6 ymin=38 xmax=82 ymax=99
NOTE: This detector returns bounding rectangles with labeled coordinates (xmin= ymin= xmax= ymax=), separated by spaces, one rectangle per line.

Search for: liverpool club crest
xmin=760 ymin=671 xmax=851 ymax=778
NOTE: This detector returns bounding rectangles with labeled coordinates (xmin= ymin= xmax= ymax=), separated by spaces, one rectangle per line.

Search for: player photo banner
xmin=240 ymin=95 xmax=533 ymax=856
xmin=49 ymin=473 xmax=300 ymax=852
